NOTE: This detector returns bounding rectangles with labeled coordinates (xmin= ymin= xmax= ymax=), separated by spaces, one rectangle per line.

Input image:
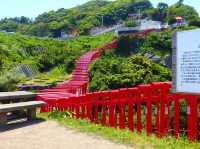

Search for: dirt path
xmin=0 ymin=120 xmax=135 ymax=149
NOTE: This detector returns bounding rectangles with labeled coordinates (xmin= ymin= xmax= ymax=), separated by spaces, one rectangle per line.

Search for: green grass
xmin=38 ymin=112 xmax=200 ymax=149
xmin=19 ymin=71 xmax=71 ymax=87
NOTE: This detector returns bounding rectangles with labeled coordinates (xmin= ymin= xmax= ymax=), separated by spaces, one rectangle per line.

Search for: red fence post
xmin=75 ymin=97 xmax=80 ymax=119
xmin=86 ymin=94 xmax=93 ymax=122
xmin=101 ymin=91 xmax=108 ymax=126
xmin=119 ymin=89 xmax=126 ymax=129
xmin=164 ymin=99 xmax=171 ymax=135
xmin=93 ymin=93 xmax=99 ymax=124
xmin=127 ymin=88 xmax=138 ymax=132
xmin=187 ymin=95 xmax=198 ymax=140
xmin=151 ymin=82 xmax=172 ymax=137
xmin=136 ymin=99 xmax=142 ymax=133
xmin=150 ymin=83 xmax=162 ymax=136
xmin=163 ymin=82 xmax=172 ymax=136
xmin=109 ymin=91 xmax=118 ymax=127
xmin=138 ymin=84 xmax=152 ymax=135
xmin=173 ymin=94 xmax=181 ymax=138
xmin=128 ymin=101 xmax=134 ymax=131
xmin=81 ymin=95 xmax=86 ymax=119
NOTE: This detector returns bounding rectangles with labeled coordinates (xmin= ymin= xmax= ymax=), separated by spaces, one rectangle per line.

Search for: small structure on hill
xmin=172 ymin=16 xmax=188 ymax=27
xmin=140 ymin=19 xmax=163 ymax=30
xmin=115 ymin=19 xmax=168 ymax=36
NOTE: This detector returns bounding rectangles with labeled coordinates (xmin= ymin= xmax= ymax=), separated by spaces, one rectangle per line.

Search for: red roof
xmin=175 ymin=16 xmax=183 ymax=20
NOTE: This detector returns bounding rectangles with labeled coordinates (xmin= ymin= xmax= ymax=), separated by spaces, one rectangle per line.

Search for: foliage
xmin=19 ymin=67 xmax=71 ymax=88
xmin=89 ymin=53 xmax=171 ymax=92
xmin=189 ymin=18 xmax=200 ymax=27
xmin=116 ymin=35 xmax=144 ymax=56
xmin=145 ymin=2 xmax=168 ymax=22
xmin=88 ymin=28 xmax=185 ymax=92
xmin=0 ymin=69 xmax=25 ymax=91
xmin=0 ymin=32 xmax=114 ymax=72
xmin=171 ymin=25 xmax=198 ymax=34
xmin=0 ymin=32 xmax=114 ymax=91
xmin=48 ymin=111 xmax=73 ymax=119
xmin=140 ymin=31 xmax=172 ymax=56
xmin=0 ymin=0 xmax=199 ymax=36
xmin=124 ymin=19 xmax=138 ymax=27
xmin=167 ymin=3 xmax=199 ymax=24
xmin=0 ymin=0 xmax=153 ymax=36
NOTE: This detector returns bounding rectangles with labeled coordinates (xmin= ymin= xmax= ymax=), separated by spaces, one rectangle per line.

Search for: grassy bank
xmin=38 ymin=112 xmax=200 ymax=149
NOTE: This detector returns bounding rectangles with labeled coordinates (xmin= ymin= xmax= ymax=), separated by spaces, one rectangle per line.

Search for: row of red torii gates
xmin=37 ymin=32 xmax=200 ymax=141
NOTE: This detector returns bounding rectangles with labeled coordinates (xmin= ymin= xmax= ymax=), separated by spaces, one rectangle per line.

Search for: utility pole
xmin=133 ymin=5 xmax=146 ymax=26
xmin=101 ymin=15 xmax=104 ymax=27
xmin=138 ymin=8 xmax=141 ymax=26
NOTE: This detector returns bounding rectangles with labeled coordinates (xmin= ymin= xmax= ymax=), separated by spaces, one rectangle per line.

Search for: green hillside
xmin=0 ymin=32 xmax=114 ymax=91
xmin=1 ymin=0 xmax=199 ymax=37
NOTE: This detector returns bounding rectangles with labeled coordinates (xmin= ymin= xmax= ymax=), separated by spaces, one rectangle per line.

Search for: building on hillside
xmin=172 ymin=16 xmax=188 ymax=27
xmin=90 ymin=24 xmax=123 ymax=36
xmin=60 ymin=31 xmax=74 ymax=40
xmin=115 ymin=19 xmax=168 ymax=36
xmin=140 ymin=19 xmax=162 ymax=30
xmin=115 ymin=27 xmax=139 ymax=36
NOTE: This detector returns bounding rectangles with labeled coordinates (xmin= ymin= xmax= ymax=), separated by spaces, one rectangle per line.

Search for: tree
xmin=189 ymin=18 xmax=200 ymax=27
xmin=35 ymin=22 xmax=49 ymax=37
xmin=157 ymin=2 xmax=168 ymax=10
xmin=0 ymin=20 xmax=18 ymax=32
xmin=89 ymin=54 xmax=172 ymax=91
xmin=124 ymin=19 xmax=138 ymax=27
xmin=178 ymin=0 xmax=184 ymax=5
xmin=167 ymin=4 xmax=199 ymax=24
xmin=19 ymin=16 xmax=30 ymax=24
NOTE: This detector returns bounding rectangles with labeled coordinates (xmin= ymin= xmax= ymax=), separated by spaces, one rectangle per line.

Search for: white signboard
xmin=173 ymin=29 xmax=200 ymax=94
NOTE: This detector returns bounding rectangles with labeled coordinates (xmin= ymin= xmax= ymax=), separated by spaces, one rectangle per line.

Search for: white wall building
xmin=139 ymin=19 xmax=162 ymax=30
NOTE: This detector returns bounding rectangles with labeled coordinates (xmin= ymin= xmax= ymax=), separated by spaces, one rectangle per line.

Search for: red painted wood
xmin=102 ymin=93 xmax=107 ymax=126
xmin=136 ymin=101 xmax=142 ymax=133
xmin=187 ymin=95 xmax=198 ymax=140
xmin=173 ymin=94 xmax=180 ymax=138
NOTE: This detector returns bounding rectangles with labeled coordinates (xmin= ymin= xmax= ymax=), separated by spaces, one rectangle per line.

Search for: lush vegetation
xmin=0 ymin=0 xmax=199 ymax=37
xmin=89 ymin=30 xmax=174 ymax=92
xmin=89 ymin=51 xmax=171 ymax=91
xmin=0 ymin=32 xmax=114 ymax=91
xmin=88 ymin=25 xmax=199 ymax=92
xmin=0 ymin=0 xmax=152 ymax=36
xmin=38 ymin=111 xmax=200 ymax=149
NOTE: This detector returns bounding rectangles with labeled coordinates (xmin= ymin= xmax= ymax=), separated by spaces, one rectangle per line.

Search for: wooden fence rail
xmin=38 ymin=82 xmax=199 ymax=141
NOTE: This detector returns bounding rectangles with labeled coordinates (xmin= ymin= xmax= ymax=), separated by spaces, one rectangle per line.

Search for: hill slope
xmin=0 ymin=0 xmax=153 ymax=36
xmin=0 ymin=32 xmax=114 ymax=91
xmin=0 ymin=0 xmax=199 ymax=37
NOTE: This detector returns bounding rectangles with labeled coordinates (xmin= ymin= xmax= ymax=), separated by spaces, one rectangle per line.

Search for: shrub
xmin=116 ymin=35 xmax=144 ymax=56
xmin=89 ymin=53 xmax=172 ymax=92
xmin=0 ymin=69 xmax=25 ymax=91
xmin=124 ymin=20 xmax=138 ymax=27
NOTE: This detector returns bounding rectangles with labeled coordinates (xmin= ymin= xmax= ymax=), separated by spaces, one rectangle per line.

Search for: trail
xmin=36 ymin=40 xmax=117 ymax=108
xmin=0 ymin=120 xmax=135 ymax=149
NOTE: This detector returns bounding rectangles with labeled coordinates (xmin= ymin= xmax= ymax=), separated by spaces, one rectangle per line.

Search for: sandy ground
xmin=0 ymin=120 xmax=135 ymax=149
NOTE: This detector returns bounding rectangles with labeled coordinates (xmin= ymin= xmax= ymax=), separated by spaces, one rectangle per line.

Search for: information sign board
xmin=173 ymin=29 xmax=200 ymax=93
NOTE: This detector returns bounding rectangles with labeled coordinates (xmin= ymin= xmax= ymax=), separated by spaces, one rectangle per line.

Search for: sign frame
xmin=172 ymin=29 xmax=200 ymax=94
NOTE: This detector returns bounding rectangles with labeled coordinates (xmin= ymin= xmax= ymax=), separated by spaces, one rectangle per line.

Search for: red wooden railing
xmin=39 ymin=82 xmax=199 ymax=141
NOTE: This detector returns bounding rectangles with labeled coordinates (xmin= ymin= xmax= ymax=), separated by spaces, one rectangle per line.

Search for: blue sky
xmin=0 ymin=0 xmax=199 ymax=19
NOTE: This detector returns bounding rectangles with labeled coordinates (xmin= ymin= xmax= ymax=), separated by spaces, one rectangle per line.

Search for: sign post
xmin=172 ymin=29 xmax=200 ymax=94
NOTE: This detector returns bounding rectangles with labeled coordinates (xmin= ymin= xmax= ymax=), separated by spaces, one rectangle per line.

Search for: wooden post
xmin=0 ymin=113 xmax=7 ymax=125
xmin=27 ymin=108 xmax=36 ymax=121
